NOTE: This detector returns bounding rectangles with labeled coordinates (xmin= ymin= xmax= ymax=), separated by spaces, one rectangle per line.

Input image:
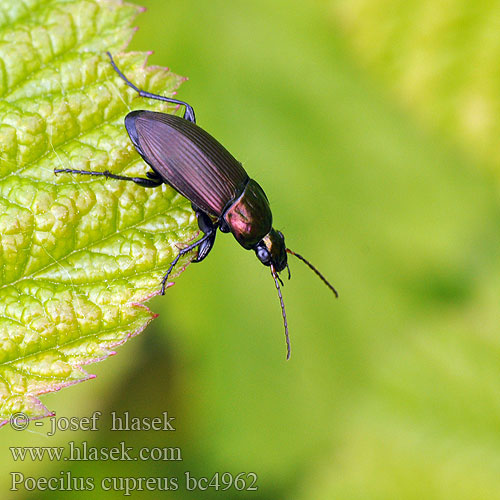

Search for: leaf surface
xmin=0 ymin=0 xmax=197 ymax=425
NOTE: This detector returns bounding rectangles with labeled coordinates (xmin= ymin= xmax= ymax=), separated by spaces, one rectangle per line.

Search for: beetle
xmin=54 ymin=52 xmax=338 ymax=359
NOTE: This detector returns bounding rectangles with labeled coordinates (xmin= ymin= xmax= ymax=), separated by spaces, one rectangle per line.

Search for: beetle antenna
xmin=286 ymin=248 xmax=338 ymax=298
xmin=271 ymin=264 xmax=291 ymax=360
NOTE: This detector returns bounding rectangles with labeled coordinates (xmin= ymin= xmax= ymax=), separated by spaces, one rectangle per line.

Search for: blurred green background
xmin=5 ymin=0 xmax=500 ymax=498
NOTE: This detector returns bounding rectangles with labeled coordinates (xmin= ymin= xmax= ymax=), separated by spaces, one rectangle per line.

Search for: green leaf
xmin=0 ymin=0 xmax=198 ymax=425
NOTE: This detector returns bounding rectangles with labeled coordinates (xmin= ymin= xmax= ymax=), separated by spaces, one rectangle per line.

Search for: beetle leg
xmin=54 ymin=168 xmax=163 ymax=188
xmin=160 ymin=221 xmax=217 ymax=294
xmin=193 ymin=211 xmax=217 ymax=263
xmin=218 ymin=219 xmax=230 ymax=233
xmin=147 ymin=170 xmax=171 ymax=187
xmin=146 ymin=171 xmax=161 ymax=180
xmin=107 ymin=52 xmax=196 ymax=123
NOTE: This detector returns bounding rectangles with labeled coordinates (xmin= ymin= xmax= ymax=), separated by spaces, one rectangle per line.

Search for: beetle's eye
xmin=256 ymin=247 xmax=270 ymax=264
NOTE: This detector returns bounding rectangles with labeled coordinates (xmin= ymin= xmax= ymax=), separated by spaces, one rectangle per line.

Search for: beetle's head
xmin=255 ymin=228 xmax=287 ymax=272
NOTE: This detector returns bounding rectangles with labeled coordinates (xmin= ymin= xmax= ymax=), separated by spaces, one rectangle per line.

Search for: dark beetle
xmin=55 ymin=52 xmax=338 ymax=359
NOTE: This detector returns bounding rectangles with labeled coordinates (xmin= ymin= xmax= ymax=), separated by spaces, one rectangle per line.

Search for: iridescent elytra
xmin=54 ymin=52 xmax=338 ymax=359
